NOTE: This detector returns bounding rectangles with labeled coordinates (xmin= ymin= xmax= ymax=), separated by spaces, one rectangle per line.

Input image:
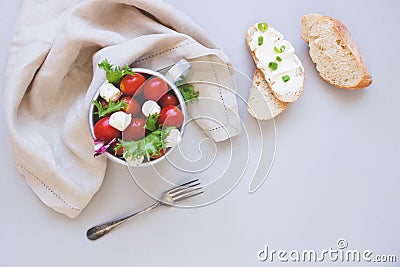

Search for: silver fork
xmin=86 ymin=179 xmax=203 ymax=241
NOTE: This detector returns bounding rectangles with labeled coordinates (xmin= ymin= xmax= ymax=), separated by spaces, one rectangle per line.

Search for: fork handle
xmin=86 ymin=202 xmax=162 ymax=241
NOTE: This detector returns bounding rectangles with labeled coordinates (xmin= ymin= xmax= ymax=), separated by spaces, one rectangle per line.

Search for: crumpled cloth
xmin=3 ymin=0 xmax=240 ymax=218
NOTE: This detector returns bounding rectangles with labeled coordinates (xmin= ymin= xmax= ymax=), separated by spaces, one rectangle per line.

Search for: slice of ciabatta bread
xmin=301 ymin=14 xmax=323 ymax=44
xmin=301 ymin=14 xmax=372 ymax=89
xmin=246 ymin=22 xmax=305 ymax=102
xmin=248 ymin=69 xmax=288 ymax=120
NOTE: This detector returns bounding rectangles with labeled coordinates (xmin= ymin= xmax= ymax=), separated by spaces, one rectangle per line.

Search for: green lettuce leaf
xmin=145 ymin=113 xmax=160 ymax=132
xmin=92 ymin=99 xmax=127 ymax=118
xmin=117 ymin=127 xmax=173 ymax=161
xmin=98 ymin=59 xmax=135 ymax=84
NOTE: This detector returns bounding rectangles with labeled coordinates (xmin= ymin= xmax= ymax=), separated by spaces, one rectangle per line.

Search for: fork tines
xmin=168 ymin=179 xmax=204 ymax=202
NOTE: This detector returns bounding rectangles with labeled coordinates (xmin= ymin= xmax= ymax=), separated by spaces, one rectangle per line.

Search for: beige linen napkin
xmin=4 ymin=0 xmax=240 ymax=218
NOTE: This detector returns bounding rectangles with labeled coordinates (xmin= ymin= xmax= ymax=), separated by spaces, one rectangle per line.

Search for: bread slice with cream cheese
xmin=248 ymin=69 xmax=288 ymax=120
xmin=301 ymin=14 xmax=372 ymax=89
xmin=246 ymin=22 xmax=305 ymax=102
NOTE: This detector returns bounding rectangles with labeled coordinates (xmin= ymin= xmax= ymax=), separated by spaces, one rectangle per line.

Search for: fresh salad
xmin=92 ymin=59 xmax=198 ymax=166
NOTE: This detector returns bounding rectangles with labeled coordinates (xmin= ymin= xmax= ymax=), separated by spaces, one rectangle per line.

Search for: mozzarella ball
xmin=109 ymin=111 xmax=132 ymax=131
xmin=99 ymin=82 xmax=122 ymax=102
xmin=142 ymin=100 xmax=161 ymax=117
xmin=165 ymin=128 xmax=181 ymax=148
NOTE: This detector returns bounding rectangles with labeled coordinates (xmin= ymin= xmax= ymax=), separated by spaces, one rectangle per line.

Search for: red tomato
xmin=94 ymin=116 xmax=120 ymax=143
xmin=123 ymin=118 xmax=146 ymax=141
xmin=143 ymin=77 xmax=168 ymax=101
xmin=109 ymin=142 xmax=123 ymax=157
xmin=150 ymin=149 xmax=165 ymax=160
xmin=121 ymin=96 xmax=140 ymax=116
xmin=100 ymin=99 xmax=107 ymax=108
xmin=120 ymin=73 xmax=146 ymax=96
xmin=158 ymin=93 xmax=179 ymax=108
xmin=158 ymin=106 xmax=184 ymax=128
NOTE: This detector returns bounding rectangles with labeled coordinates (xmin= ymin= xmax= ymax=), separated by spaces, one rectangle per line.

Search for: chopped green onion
xmin=258 ymin=36 xmax=264 ymax=46
xmin=268 ymin=62 xmax=278 ymax=71
xmin=257 ymin=22 xmax=269 ymax=32
xmin=274 ymin=45 xmax=286 ymax=54
xmin=282 ymin=75 xmax=291 ymax=82
xmin=276 ymin=56 xmax=282 ymax=62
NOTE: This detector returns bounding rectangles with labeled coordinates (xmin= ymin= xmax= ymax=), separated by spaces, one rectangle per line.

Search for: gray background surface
xmin=1 ymin=0 xmax=399 ymax=266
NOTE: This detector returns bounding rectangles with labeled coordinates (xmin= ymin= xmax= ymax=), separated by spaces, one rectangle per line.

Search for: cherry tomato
xmin=143 ymin=77 xmax=168 ymax=101
xmin=94 ymin=116 xmax=120 ymax=143
xmin=120 ymin=73 xmax=146 ymax=96
xmin=121 ymin=96 xmax=140 ymax=116
xmin=123 ymin=118 xmax=146 ymax=141
xmin=158 ymin=106 xmax=184 ymax=128
xmin=150 ymin=149 xmax=165 ymax=160
xmin=158 ymin=93 xmax=179 ymax=108
xmin=109 ymin=142 xmax=123 ymax=157
xmin=100 ymin=99 xmax=107 ymax=108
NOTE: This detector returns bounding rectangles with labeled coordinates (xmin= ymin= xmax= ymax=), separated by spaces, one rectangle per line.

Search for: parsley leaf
xmin=175 ymin=76 xmax=199 ymax=103
xmin=178 ymin=84 xmax=199 ymax=103
xmin=92 ymin=99 xmax=127 ymax=118
xmin=98 ymin=59 xmax=135 ymax=84
xmin=145 ymin=113 xmax=160 ymax=132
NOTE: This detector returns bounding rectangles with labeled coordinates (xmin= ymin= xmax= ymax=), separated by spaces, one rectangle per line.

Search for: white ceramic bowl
xmin=88 ymin=68 xmax=187 ymax=167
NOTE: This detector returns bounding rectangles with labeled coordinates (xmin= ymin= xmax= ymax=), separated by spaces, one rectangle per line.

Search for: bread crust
xmin=246 ymin=25 xmax=305 ymax=102
xmin=247 ymin=69 xmax=288 ymax=120
xmin=302 ymin=14 xmax=372 ymax=90
xmin=331 ymin=18 xmax=372 ymax=89
xmin=301 ymin=14 xmax=323 ymax=44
